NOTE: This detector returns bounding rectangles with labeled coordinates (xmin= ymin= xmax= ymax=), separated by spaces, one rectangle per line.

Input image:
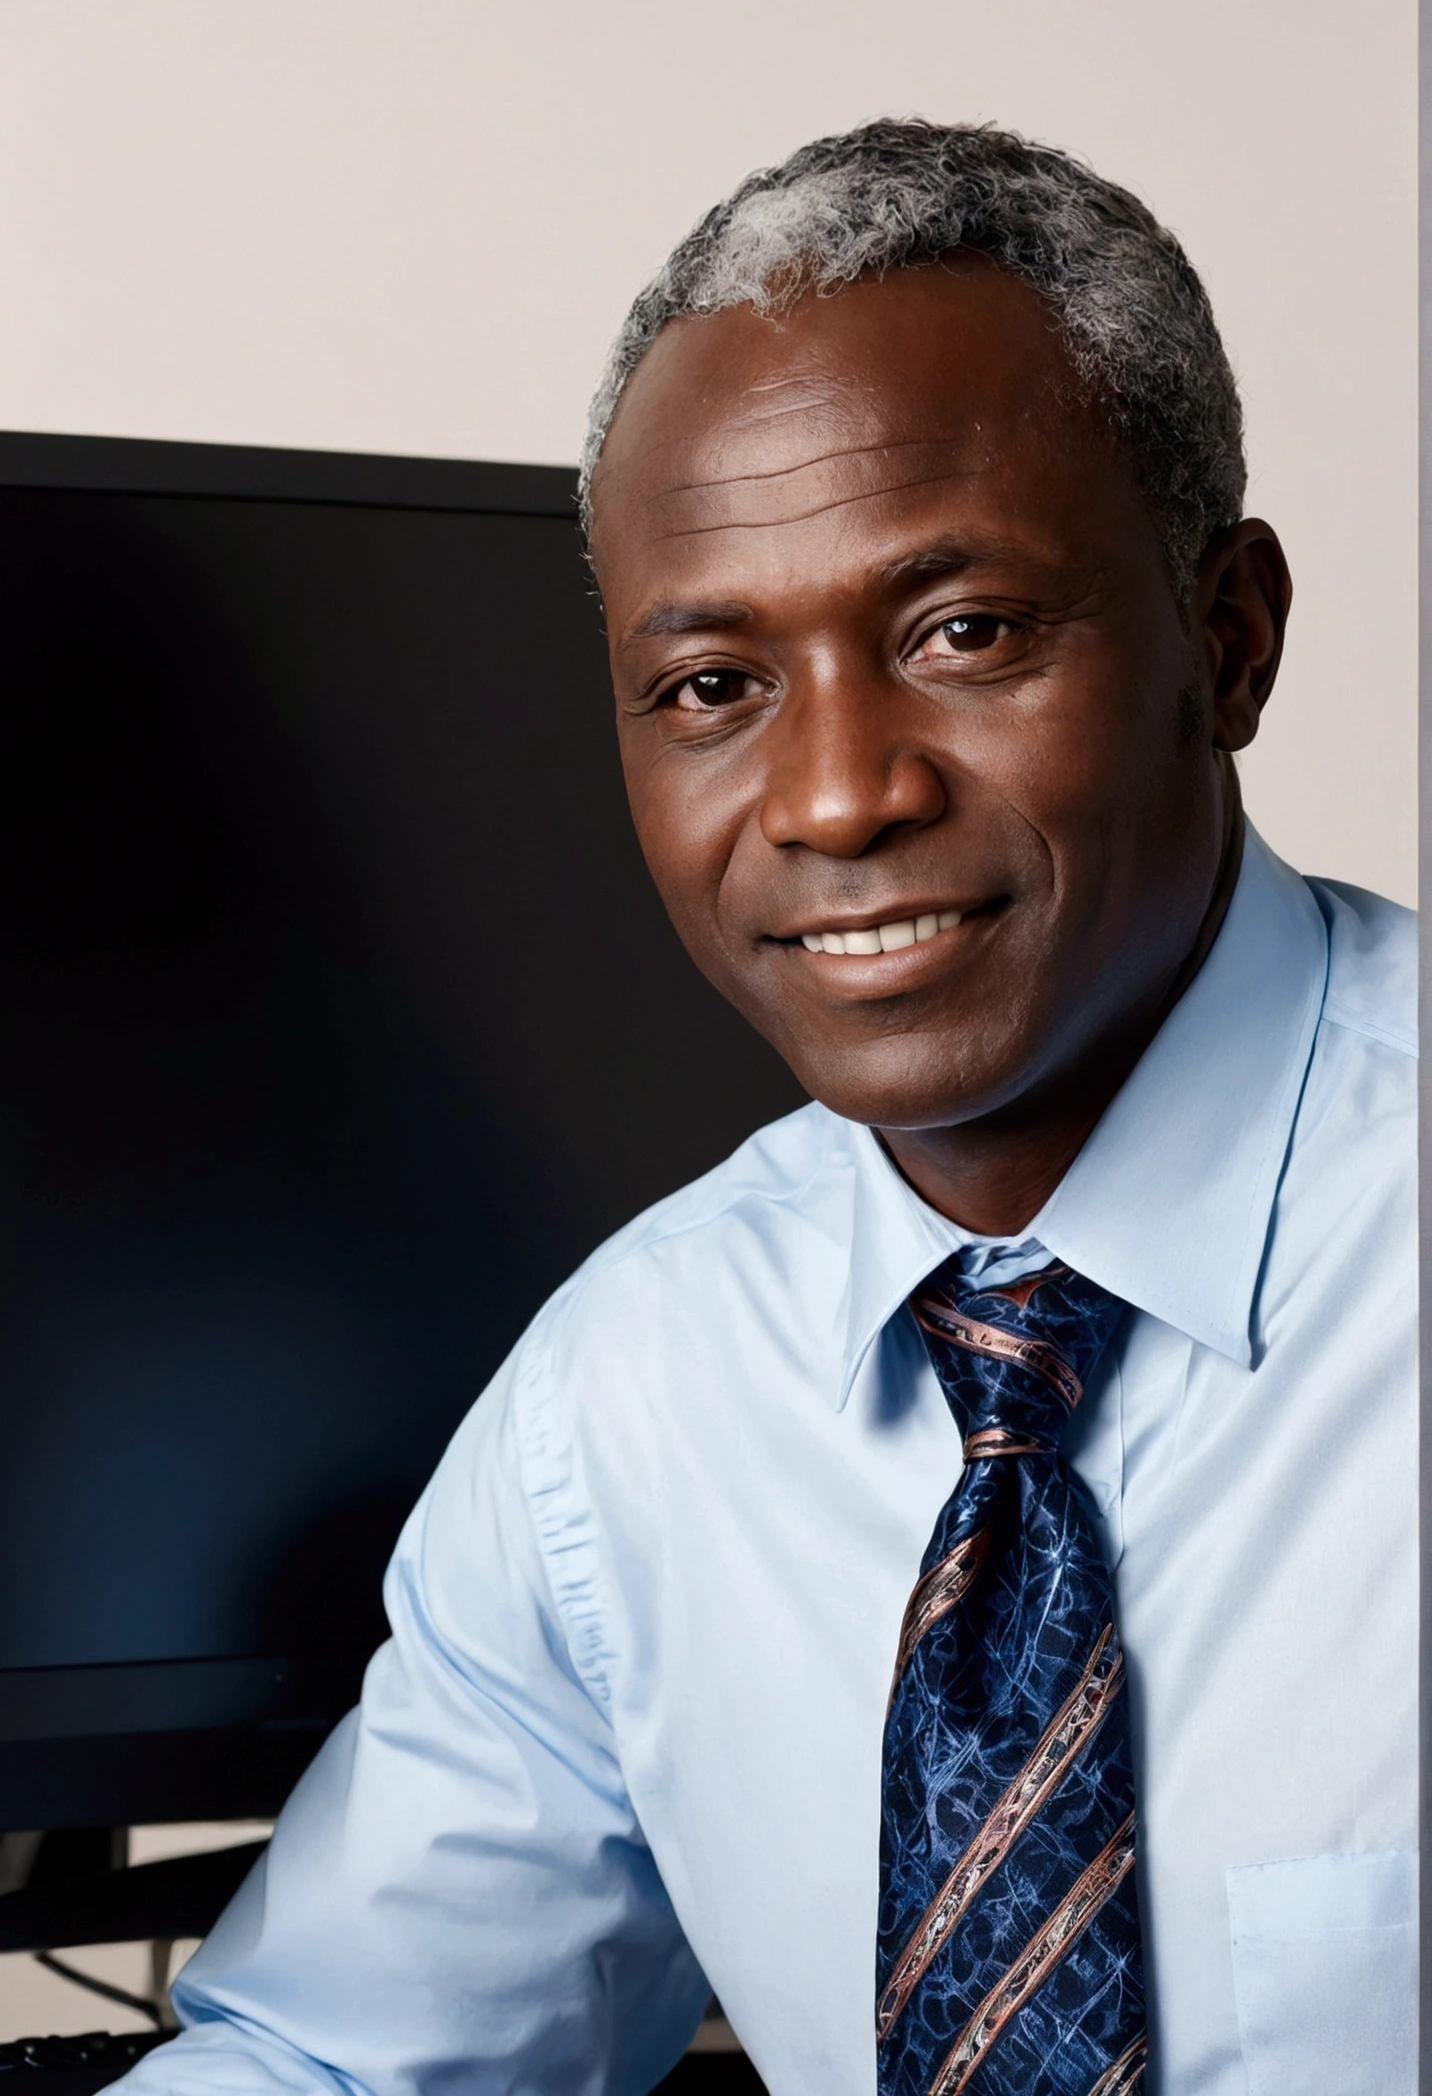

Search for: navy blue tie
xmin=877 ymin=1258 xmax=1146 ymax=2095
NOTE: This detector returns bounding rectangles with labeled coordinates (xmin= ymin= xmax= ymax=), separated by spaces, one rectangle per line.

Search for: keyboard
xmin=0 ymin=2032 xmax=164 ymax=2096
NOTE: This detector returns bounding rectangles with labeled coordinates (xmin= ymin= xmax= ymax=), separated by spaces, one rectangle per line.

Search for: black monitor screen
xmin=0 ymin=445 xmax=804 ymax=1828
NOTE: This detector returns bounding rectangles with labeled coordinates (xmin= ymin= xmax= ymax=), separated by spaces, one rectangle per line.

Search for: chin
xmin=779 ymin=1031 xmax=1024 ymax=1135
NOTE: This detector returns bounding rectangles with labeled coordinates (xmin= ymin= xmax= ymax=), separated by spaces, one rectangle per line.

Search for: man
xmin=123 ymin=122 xmax=1415 ymax=2094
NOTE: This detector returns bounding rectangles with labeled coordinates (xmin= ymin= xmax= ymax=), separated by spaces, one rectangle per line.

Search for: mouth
xmin=793 ymin=907 xmax=964 ymax=957
xmin=775 ymin=897 xmax=1004 ymax=958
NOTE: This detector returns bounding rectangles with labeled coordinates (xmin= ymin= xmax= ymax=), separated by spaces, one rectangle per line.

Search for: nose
xmin=758 ymin=669 xmax=946 ymax=858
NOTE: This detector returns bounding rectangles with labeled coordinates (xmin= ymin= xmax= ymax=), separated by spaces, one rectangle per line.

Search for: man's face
xmin=589 ymin=261 xmax=1235 ymax=1134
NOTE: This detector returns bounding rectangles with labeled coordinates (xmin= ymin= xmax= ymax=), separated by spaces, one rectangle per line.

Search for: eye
xmin=919 ymin=613 xmax=1017 ymax=657
xmin=668 ymin=668 xmax=762 ymax=712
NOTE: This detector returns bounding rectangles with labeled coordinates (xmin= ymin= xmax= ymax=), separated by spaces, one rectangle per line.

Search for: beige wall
xmin=0 ymin=0 xmax=1415 ymax=903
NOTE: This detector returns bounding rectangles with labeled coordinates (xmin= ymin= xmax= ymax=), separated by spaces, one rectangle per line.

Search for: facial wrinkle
xmin=665 ymin=428 xmax=982 ymax=497
xmin=658 ymin=429 xmax=985 ymax=498
xmin=647 ymin=460 xmax=989 ymax=542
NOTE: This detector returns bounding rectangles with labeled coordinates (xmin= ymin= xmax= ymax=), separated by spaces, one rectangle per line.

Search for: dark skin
xmin=589 ymin=259 xmax=1292 ymax=1235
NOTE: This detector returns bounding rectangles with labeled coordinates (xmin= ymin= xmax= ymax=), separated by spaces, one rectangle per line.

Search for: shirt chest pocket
xmin=1227 ymin=1850 xmax=1416 ymax=2094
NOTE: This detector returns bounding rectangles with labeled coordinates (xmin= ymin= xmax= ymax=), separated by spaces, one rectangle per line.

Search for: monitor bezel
xmin=0 ymin=428 xmax=581 ymax=1830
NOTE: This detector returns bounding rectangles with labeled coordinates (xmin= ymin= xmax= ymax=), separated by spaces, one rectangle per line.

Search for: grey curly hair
xmin=580 ymin=119 xmax=1246 ymax=598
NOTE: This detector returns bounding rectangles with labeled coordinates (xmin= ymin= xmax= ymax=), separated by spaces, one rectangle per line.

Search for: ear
xmin=1192 ymin=519 xmax=1293 ymax=753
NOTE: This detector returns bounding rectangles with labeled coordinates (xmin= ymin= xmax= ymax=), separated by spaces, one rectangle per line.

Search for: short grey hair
xmin=580 ymin=119 xmax=1246 ymax=596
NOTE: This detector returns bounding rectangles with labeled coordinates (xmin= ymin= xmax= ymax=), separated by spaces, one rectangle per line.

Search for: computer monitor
xmin=0 ymin=432 xmax=805 ymax=1832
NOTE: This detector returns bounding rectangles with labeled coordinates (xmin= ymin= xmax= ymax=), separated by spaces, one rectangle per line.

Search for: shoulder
xmin=495 ymin=1099 xmax=856 ymax=1410
xmin=575 ymin=1097 xmax=848 ymax=1271
xmin=462 ymin=1102 xmax=858 ymax=1697
xmin=1269 ymin=875 xmax=1416 ymax=1295
xmin=1260 ymin=876 xmax=1415 ymax=1377
xmin=1304 ymin=874 xmax=1416 ymax=1059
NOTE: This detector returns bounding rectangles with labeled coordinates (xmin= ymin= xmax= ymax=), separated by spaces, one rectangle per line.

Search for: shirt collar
xmin=835 ymin=826 xmax=1329 ymax=1407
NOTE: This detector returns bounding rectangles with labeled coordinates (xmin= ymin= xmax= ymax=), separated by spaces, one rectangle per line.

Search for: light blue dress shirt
xmin=126 ymin=827 xmax=1417 ymax=2096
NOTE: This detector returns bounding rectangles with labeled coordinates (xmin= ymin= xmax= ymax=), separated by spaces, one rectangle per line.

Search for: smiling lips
xmin=799 ymin=909 xmax=964 ymax=957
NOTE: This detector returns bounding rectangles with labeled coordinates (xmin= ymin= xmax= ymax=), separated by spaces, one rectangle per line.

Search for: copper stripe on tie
xmin=911 ymin=1302 xmax=1084 ymax=1412
xmin=1089 ymin=2034 xmax=1147 ymax=2095
xmin=962 ymin=1429 xmax=1052 ymax=1461
xmin=889 ymin=1528 xmax=991 ymax=1691
xmin=927 ymin=1811 xmax=1139 ymax=2096
xmin=877 ymin=1627 xmax=1124 ymax=2039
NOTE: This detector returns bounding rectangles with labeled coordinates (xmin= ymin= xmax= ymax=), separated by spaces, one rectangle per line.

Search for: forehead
xmin=589 ymin=262 xmax=1139 ymax=613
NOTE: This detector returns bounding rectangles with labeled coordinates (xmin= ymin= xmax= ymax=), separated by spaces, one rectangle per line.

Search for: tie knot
xmin=908 ymin=1257 xmax=1126 ymax=1457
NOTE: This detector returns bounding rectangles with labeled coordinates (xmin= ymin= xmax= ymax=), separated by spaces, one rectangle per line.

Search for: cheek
xmin=974 ymin=652 xmax=1192 ymax=856
xmin=621 ymin=748 xmax=746 ymax=947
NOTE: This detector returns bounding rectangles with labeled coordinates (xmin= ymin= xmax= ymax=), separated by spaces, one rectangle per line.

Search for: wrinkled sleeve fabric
xmin=119 ymin=1307 xmax=711 ymax=2096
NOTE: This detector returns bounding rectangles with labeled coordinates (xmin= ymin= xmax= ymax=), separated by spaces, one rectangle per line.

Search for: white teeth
xmin=878 ymin=919 xmax=917 ymax=952
xmin=802 ymin=910 xmax=964 ymax=954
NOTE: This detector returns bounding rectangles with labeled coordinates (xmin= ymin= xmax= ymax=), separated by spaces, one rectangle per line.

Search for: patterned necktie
xmin=877 ymin=1257 xmax=1146 ymax=2096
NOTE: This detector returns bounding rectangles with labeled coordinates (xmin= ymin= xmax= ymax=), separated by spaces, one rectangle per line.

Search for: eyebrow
xmin=627 ymin=598 xmax=754 ymax=641
xmin=875 ymin=534 xmax=1023 ymax=585
xmin=623 ymin=533 xmax=1035 ymax=647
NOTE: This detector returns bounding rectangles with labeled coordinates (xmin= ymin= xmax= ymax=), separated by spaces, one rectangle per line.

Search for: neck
xmin=880 ymin=789 xmax=1245 ymax=1237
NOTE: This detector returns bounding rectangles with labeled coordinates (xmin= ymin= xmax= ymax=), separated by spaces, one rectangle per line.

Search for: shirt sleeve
xmin=117 ymin=1317 xmax=712 ymax=2096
